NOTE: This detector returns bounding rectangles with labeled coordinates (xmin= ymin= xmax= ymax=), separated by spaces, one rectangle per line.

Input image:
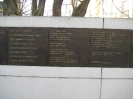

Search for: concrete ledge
xmin=102 ymin=68 xmax=133 ymax=79
xmin=0 ymin=17 xmax=103 ymax=28
xmin=0 ymin=65 xmax=101 ymax=78
xmin=104 ymin=18 xmax=133 ymax=30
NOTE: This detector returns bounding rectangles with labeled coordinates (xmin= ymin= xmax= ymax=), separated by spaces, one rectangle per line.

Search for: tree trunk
xmin=31 ymin=0 xmax=37 ymax=16
xmin=53 ymin=0 xmax=63 ymax=16
xmin=32 ymin=0 xmax=46 ymax=16
xmin=3 ymin=0 xmax=20 ymax=16
xmin=72 ymin=0 xmax=90 ymax=17
xmin=37 ymin=0 xmax=46 ymax=16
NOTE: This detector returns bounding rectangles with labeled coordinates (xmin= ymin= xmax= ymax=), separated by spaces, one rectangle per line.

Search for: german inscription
xmin=8 ymin=28 xmax=48 ymax=66
xmin=0 ymin=27 xmax=131 ymax=67
xmin=49 ymin=29 xmax=89 ymax=66
xmin=89 ymin=29 xmax=130 ymax=67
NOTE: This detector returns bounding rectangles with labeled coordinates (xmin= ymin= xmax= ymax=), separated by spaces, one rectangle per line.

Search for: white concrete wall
xmin=0 ymin=17 xmax=133 ymax=99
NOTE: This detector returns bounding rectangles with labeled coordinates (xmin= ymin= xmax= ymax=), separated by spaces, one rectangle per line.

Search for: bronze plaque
xmin=89 ymin=29 xmax=130 ymax=67
xmin=0 ymin=28 xmax=8 ymax=65
xmin=8 ymin=28 xmax=48 ymax=66
xmin=0 ymin=27 xmax=131 ymax=67
xmin=130 ymin=31 xmax=133 ymax=67
xmin=49 ymin=28 xmax=89 ymax=66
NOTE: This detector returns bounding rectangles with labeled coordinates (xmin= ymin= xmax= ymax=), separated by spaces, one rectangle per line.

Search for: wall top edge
xmin=0 ymin=16 xmax=103 ymax=19
xmin=0 ymin=17 xmax=103 ymax=28
xmin=0 ymin=17 xmax=133 ymax=29
xmin=0 ymin=16 xmax=132 ymax=19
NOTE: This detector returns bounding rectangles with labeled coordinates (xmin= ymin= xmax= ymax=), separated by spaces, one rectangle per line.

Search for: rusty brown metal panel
xmin=8 ymin=27 xmax=48 ymax=66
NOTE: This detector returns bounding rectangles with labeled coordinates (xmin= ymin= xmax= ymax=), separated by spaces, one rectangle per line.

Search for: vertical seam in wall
xmin=100 ymin=68 xmax=102 ymax=99
xmin=102 ymin=20 xmax=104 ymax=98
xmin=103 ymin=18 xmax=104 ymax=29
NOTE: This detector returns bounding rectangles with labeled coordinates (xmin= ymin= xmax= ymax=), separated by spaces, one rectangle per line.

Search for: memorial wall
xmin=0 ymin=27 xmax=132 ymax=67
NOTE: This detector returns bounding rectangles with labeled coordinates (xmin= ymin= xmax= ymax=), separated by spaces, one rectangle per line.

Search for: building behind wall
xmin=119 ymin=0 xmax=129 ymax=18
xmin=17 ymin=0 xmax=22 ymax=14
xmin=87 ymin=0 xmax=133 ymax=18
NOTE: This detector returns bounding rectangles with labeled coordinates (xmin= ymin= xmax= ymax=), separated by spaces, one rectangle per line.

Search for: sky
xmin=0 ymin=0 xmax=72 ymax=16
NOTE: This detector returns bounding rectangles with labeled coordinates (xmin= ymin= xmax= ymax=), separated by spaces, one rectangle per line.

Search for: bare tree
xmin=52 ymin=0 xmax=90 ymax=17
xmin=32 ymin=0 xmax=46 ymax=16
xmin=72 ymin=0 xmax=90 ymax=16
xmin=3 ymin=0 xmax=21 ymax=16
xmin=53 ymin=0 xmax=63 ymax=16
xmin=3 ymin=0 xmax=90 ymax=17
xmin=2 ymin=0 xmax=132 ymax=18
xmin=32 ymin=0 xmax=37 ymax=15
